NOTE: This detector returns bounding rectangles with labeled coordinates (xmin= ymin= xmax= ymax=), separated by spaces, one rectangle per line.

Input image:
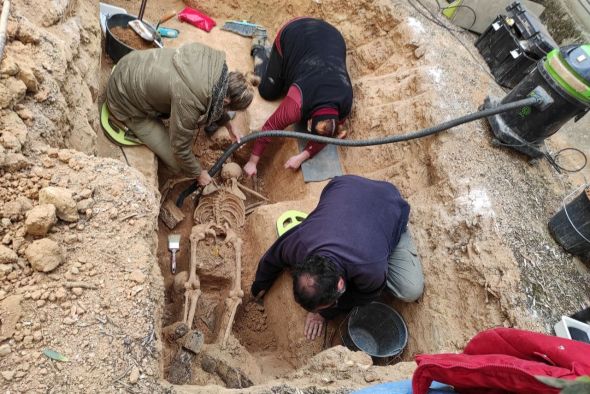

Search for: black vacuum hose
xmin=176 ymin=95 xmax=542 ymax=207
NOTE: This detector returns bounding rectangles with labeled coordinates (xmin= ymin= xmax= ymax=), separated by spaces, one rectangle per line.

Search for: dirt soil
xmin=110 ymin=26 xmax=157 ymax=50
xmin=1 ymin=0 xmax=589 ymax=392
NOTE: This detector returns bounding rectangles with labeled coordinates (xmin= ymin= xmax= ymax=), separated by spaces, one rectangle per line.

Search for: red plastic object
xmin=178 ymin=7 xmax=216 ymax=32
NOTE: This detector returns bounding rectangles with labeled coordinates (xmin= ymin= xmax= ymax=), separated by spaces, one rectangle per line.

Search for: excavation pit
xmin=2 ymin=0 xmax=590 ymax=392
xmin=100 ymin=0 xmax=589 ymax=391
xmin=142 ymin=0 xmax=501 ymax=387
xmin=140 ymin=0 xmax=443 ymax=386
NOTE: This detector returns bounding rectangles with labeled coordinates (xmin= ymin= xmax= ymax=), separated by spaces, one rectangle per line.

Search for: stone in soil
xmin=25 ymin=204 xmax=57 ymax=236
xmin=0 ymin=245 xmax=17 ymax=264
xmin=129 ymin=269 xmax=146 ymax=284
xmin=25 ymin=238 xmax=63 ymax=272
xmin=0 ymin=344 xmax=10 ymax=357
xmin=0 ymin=264 xmax=13 ymax=274
xmin=201 ymin=353 xmax=253 ymax=389
xmin=181 ymin=330 xmax=204 ymax=354
xmin=129 ymin=366 xmax=140 ymax=384
xmin=1 ymin=370 xmax=15 ymax=381
xmin=0 ymin=295 xmax=22 ymax=341
xmin=163 ymin=322 xmax=189 ymax=342
xmin=38 ymin=187 xmax=79 ymax=222
xmin=168 ymin=349 xmax=194 ymax=385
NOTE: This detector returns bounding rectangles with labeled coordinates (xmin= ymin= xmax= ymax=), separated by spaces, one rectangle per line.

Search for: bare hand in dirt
xmin=284 ymin=151 xmax=309 ymax=170
xmin=198 ymin=170 xmax=212 ymax=186
xmin=304 ymin=312 xmax=325 ymax=340
xmin=244 ymin=159 xmax=258 ymax=178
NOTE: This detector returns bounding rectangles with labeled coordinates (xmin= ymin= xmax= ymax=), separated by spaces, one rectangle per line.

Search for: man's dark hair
xmin=292 ymin=255 xmax=341 ymax=312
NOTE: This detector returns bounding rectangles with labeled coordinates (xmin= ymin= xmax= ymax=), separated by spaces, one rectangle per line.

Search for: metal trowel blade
xmin=128 ymin=19 xmax=154 ymax=41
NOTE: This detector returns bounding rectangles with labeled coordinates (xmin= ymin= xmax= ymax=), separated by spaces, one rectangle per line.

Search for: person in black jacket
xmin=251 ymin=176 xmax=424 ymax=340
xmin=243 ymin=18 xmax=353 ymax=177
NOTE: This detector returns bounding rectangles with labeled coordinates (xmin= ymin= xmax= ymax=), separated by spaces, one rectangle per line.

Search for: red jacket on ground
xmin=412 ymin=328 xmax=590 ymax=394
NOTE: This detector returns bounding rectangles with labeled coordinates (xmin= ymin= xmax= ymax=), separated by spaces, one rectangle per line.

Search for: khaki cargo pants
xmin=386 ymin=228 xmax=424 ymax=302
xmin=117 ymin=114 xmax=181 ymax=175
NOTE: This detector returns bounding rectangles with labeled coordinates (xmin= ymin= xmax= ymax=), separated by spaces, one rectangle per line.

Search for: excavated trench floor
xmin=136 ymin=0 xmax=447 ymax=385
xmin=98 ymin=0 xmax=590 ymax=390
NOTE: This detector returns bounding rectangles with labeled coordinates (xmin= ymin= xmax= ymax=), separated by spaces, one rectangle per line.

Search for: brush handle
xmin=171 ymin=250 xmax=177 ymax=274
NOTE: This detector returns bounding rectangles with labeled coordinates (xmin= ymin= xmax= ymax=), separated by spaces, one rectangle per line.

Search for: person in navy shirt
xmin=251 ymin=175 xmax=424 ymax=340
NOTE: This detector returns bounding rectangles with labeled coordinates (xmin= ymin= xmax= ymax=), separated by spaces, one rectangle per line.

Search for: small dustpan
xmin=168 ymin=234 xmax=180 ymax=274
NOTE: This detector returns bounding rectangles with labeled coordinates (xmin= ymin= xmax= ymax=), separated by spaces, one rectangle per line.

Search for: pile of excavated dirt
xmin=0 ymin=149 xmax=163 ymax=392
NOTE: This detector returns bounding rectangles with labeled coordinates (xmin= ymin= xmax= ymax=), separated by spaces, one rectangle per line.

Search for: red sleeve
xmin=251 ymin=86 xmax=302 ymax=157
xmin=303 ymin=141 xmax=326 ymax=158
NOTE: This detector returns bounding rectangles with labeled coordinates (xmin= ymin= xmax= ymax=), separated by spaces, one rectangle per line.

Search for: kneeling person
xmin=251 ymin=175 xmax=424 ymax=340
xmin=107 ymin=43 xmax=255 ymax=185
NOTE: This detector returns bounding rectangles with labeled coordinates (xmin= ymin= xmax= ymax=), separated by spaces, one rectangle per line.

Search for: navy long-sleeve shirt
xmin=251 ymin=175 xmax=410 ymax=319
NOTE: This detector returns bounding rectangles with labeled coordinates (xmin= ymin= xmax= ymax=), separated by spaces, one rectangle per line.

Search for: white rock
xmin=0 ymin=245 xmax=17 ymax=264
xmin=25 ymin=204 xmax=57 ymax=236
xmin=39 ymin=187 xmax=79 ymax=222
xmin=1 ymin=370 xmax=15 ymax=381
xmin=25 ymin=238 xmax=63 ymax=272
xmin=129 ymin=366 xmax=140 ymax=384
xmin=0 ymin=344 xmax=10 ymax=357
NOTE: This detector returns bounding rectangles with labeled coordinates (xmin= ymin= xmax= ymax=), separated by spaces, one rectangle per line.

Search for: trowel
xmin=127 ymin=0 xmax=164 ymax=48
xmin=128 ymin=19 xmax=163 ymax=48
xmin=168 ymin=234 xmax=180 ymax=274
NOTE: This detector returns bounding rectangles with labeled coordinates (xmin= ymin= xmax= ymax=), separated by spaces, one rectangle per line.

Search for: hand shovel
xmin=128 ymin=19 xmax=163 ymax=48
xmin=127 ymin=0 xmax=163 ymax=48
xmin=168 ymin=234 xmax=180 ymax=274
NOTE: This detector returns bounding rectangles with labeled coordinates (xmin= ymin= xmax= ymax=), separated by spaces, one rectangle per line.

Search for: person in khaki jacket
xmin=106 ymin=43 xmax=256 ymax=185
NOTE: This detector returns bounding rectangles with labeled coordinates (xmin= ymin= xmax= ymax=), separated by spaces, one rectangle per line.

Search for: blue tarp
xmin=352 ymin=380 xmax=454 ymax=394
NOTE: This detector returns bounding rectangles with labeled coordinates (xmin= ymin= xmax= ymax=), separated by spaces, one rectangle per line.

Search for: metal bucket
xmin=344 ymin=302 xmax=408 ymax=358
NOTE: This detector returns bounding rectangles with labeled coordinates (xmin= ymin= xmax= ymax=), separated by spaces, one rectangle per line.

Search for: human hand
xmin=243 ymin=158 xmax=258 ymax=178
xmin=304 ymin=312 xmax=325 ymax=340
xmin=284 ymin=151 xmax=310 ymax=170
xmin=198 ymin=170 xmax=212 ymax=186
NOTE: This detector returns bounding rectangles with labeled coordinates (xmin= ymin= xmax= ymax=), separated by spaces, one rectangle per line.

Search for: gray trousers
xmin=386 ymin=229 xmax=424 ymax=302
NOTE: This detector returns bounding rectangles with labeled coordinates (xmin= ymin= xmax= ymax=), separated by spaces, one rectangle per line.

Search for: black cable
xmin=492 ymin=137 xmax=587 ymax=174
xmin=545 ymin=147 xmax=588 ymax=174
xmin=119 ymin=146 xmax=130 ymax=166
xmin=176 ymin=96 xmax=542 ymax=207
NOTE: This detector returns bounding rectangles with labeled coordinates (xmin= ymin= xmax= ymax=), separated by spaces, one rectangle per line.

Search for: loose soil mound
xmin=110 ymin=26 xmax=156 ymax=50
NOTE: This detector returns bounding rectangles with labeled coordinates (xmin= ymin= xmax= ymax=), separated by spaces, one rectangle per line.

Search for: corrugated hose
xmin=176 ymin=95 xmax=544 ymax=207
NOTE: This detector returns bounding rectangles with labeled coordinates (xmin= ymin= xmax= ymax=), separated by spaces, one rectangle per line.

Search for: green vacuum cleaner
xmin=483 ymin=44 xmax=590 ymax=159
